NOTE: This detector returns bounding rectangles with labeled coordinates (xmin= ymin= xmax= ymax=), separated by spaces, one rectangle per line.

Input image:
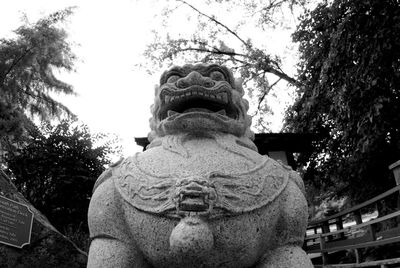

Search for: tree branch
xmin=169 ymin=42 xmax=301 ymax=87
xmin=1 ymin=46 xmax=34 ymax=86
xmin=252 ymin=0 xmax=286 ymax=16
xmin=257 ymin=78 xmax=282 ymax=111
xmin=176 ymin=0 xmax=249 ymax=47
xmin=21 ymin=86 xmax=74 ymax=118
xmin=267 ymin=68 xmax=300 ymax=87
xmin=178 ymin=46 xmax=247 ymax=57
xmin=226 ymin=56 xmax=300 ymax=87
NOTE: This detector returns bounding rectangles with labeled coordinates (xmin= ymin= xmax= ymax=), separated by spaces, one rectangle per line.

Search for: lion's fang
xmin=168 ymin=110 xmax=179 ymax=116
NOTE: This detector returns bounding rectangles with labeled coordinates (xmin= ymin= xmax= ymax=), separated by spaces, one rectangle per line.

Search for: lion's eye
xmin=209 ymin=71 xmax=225 ymax=81
xmin=166 ymin=75 xmax=180 ymax=83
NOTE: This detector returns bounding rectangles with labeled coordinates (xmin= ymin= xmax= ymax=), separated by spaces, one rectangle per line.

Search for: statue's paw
xmin=255 ymin=245 xmax=313 ymax=268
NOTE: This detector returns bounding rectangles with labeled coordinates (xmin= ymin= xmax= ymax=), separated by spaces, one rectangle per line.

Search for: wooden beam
xmin=320 ymin=235 xmax=400 ymax=252
xmin=336 ymin=216 xmax=345 ymax=239
xmin=314 ymin=257 xmax=400 ymax=267
xmin=320 ymin=235 xmax=329 ymax=265
xmin=317 ymin=210 xmax=400 ymax=238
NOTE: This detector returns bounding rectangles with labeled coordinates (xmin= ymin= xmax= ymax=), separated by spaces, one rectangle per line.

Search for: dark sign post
xmin=0 ymin=195 xmax=33 ymax=248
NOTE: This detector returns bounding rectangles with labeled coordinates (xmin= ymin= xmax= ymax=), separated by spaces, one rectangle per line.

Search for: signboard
xmin=0 ymin=195 xmax=33 ymax=248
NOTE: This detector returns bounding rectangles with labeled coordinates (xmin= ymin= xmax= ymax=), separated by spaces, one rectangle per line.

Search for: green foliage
xmin=6 ymin=120 xmax=119 ymax=240
xmin=285 ymin=0 xmax=400 ymax=204
xmin=0 ymin=102 xmax=29 ymax=156
xmin=0 ymin=7 xmax=77 ymax=159
xmin=0 ymin=7 xmax=76 ymax=119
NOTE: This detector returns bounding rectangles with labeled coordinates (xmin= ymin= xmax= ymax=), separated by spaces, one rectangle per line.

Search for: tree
xmin=285 ymin=0 xmax=400 ymax=206
xmin=6 ymin=120 xmax=120 ymax=246
xmin=0 ymin=7 xmax=77 ymax=158
xmin=141 ymin=0 xmax=307 ymax=131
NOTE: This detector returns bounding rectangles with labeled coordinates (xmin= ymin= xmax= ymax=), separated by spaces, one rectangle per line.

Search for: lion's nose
xmin=176 ymin=71 xmax=215 ymax=89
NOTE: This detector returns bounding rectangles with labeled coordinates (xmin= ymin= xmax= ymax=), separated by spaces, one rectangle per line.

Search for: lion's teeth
xmin=221 ymin=93 xmax=228 ymax=103
xmin=168 ymin=110 xmax=179 ymax=116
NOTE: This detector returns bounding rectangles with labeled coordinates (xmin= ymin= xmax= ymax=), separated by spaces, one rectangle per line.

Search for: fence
xmin=304 ymin=160 xmax=400 ymax=268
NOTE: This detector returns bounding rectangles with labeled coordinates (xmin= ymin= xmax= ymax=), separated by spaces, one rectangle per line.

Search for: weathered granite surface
xmin=0 ymin=170 xmax=87 ymax=268
xmin=87 ymin=64 xmax=313 ymax=267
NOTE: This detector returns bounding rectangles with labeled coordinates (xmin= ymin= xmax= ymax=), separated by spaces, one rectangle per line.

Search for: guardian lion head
xmin=149 ymin=64 xmax=253 ymax=141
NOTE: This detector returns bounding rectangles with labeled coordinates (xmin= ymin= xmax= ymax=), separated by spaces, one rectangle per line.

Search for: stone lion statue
xmin=87 ymin=64 xmax=313 ymax=267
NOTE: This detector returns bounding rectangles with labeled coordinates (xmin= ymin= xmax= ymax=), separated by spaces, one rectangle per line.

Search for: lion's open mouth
xmin=178 ymin=191 xmax=210 ymax=212
xmin=173 ymin=179 xmax=217 ymax=215
xmin=159 ymin=86 xmax=238 ymax=120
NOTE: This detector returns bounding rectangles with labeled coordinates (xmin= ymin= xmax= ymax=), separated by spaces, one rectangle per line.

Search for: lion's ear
xmin=234 ymin=78 xmax=244 ymax=95
xmin=154 ymin=84 xmax=161 ymax=96
xmin=148 ymin=130 xmax=157 ymax=143
xmin=289 ymin=171 xmax=306 ymax=196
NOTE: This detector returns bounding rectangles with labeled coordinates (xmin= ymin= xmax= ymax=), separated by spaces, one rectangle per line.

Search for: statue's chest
xmin=114 ymin=151 xmax=288 ymax=219
xmin=135 ymin=137 xmax=262 ymax=175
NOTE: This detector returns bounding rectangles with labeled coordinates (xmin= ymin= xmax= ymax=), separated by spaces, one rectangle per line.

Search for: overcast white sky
xmin=0 ymin=0 xmax=162 ymax=155
xmin=0 ymin=0 xmax=298 ymax=157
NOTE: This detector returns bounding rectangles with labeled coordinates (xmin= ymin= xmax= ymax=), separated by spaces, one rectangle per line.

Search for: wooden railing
xmin=304 ymin=184 xmax=400 ymax=268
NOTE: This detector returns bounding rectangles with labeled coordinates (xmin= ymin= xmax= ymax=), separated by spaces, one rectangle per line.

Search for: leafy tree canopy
xmin=144 ymin=0 xmax=400 ymax=210
xmin=140 ymin=0 xmax=308 ymax=131
xmin=6 ymin=120 xmax=121 ymax=239
xmin=285 ymin=0 xmax=400 ymax=205
xmin=0 ymin=7 xmax=77 ymax=157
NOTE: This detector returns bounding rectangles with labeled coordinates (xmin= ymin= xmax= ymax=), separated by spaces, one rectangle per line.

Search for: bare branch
xmin=243 ymin=77 xmax=253 ymax=87
xmin=230 ymin=64 xmax=250 ymax=71
xmin=268 ymin=68 xmax=300 ymax=87
xmin=178 ymin=47 xmax=246 ymax=57
xmin=176 ymin=0 xmax=249 ymax=48
xmin=164 ymin=39 xmax=301 ymax=87
xmin=252 ymin=0 xmax=286 ymax=16
xmin=257 ymin=78 xmax=282 ymax=111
